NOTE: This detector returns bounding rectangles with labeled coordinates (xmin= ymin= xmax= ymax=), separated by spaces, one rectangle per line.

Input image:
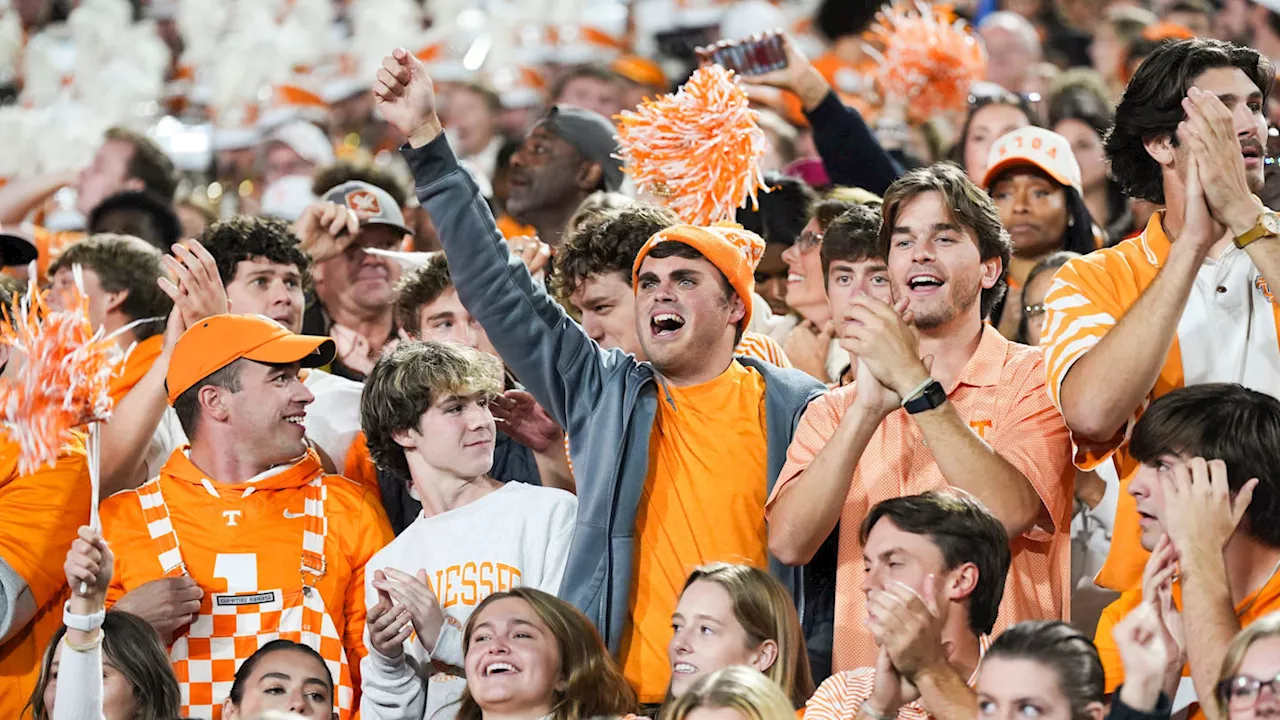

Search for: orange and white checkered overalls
xmin=135 ymin=475 xmax=354 ymax=719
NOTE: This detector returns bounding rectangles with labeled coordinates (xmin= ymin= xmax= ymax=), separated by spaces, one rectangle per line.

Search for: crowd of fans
xmin=2 ymin=0 xmax=1280 ymax=719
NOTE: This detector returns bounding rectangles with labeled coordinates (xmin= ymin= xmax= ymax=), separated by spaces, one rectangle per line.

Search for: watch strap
xmin=63 ymin=601 xmax=106 ymax=632
xmin=1235 ymin=210 xmax=1279 ymax=249
xmin=903 ymin=379 xmax=946 ymax=414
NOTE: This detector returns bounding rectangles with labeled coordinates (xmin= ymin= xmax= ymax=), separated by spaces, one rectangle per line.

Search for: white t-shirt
xmin=144 ymin=368 xmax=363 ymax=477
xmin=359 ymin=481 xmax=578 ymax=720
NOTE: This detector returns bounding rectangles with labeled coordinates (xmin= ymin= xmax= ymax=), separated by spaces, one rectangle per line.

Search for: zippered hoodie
xmin=401 ymin=136 xmax=834 ymax=664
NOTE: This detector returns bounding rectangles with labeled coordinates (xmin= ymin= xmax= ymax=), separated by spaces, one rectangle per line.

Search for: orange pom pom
xmin=0 ymin=270 xmax=124 ymax=474
xmin=865 ymin=1 xmax=987 ymax=120
xmin=615 ymin=64 xmax=769 ymax=226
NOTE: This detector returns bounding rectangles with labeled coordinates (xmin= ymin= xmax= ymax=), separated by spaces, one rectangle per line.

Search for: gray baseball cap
xmin=540 ymin=105 xmax=625 ymax=193
xmin=321 ymin=181 xmax=415 ymax=237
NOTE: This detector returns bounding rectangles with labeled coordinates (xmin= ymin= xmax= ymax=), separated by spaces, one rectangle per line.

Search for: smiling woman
xmin=457 ymin=588 xmax=637 ymax=720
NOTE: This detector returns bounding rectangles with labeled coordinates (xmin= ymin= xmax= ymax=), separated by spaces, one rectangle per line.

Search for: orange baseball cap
xmin=981 ymin=126 xmax=1083 ymax=194
xmin=166 ymin=314 xmax=336 ymax=404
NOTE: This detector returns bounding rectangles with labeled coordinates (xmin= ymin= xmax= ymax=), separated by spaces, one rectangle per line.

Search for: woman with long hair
xmin=1047 ymin=73 xmax=1136 ymax=242
xmin=981 ymin=126 xmax=1099 ymax=339
xmin=665 ymin=666 xmax=796 ymax=720
xmin=456 ymin=587 xmax=637 ymax=720
xmin=666 ymin=564 xmax=814 ymax=711
xmin=27 ymin=526 xmax=181 ymax=720
xmin=949 ymin=91 xmax=1037 ymax=185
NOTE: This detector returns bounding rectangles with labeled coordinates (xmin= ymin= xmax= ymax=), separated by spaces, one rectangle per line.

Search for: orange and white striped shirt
xmin=768 ymin=325 xmax=1073 ymax=673
xmin=739 ymin=331 xmax=793 ymax=368
xmin=1040 ymin=211 xmax=1280 ymax=591
xmin=805 ymin=635 xmax=992 ymax=720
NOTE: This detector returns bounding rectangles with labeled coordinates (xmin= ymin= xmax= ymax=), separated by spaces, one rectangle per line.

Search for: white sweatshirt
xmin=360 ymin=482 xmax=578 ymax=720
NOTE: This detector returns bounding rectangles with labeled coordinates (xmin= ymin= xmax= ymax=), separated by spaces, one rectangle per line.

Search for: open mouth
xmin=907 ymin=273 xmax=945 ymax=293
xmin=483 ymin=661 xmax=518 ymax=676
xmin=673 ymin=662 xmax=698 ymax=675
xmin=787 ymin=273 xmax=805 ymax=284
xmin=284 ymin=415 xmax=305 ymax=427
xmin=650 ymin=311 xmax=686 ymax=338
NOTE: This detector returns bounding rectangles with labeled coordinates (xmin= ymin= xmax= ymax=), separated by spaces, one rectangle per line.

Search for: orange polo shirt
xmin=619 ymin=361 xmax=770 ymax=703
xmin=768 ymin=325 xmax=1074 ymax=672
xmin=0 ymin=432 xmax=90 ymax=719
xmin=1094 ymin=570 xmax=1280 ymax=720
xmin=1041 ymin=212 xmax=1280 ymax=591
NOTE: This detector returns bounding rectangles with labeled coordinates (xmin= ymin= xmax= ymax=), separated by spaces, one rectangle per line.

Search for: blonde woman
xmin=665 ymin=666 xmax=796 ymax=720
xmin=1217 ymin=613 xmax=1280 ymax=720
xmin=667 ymin=564 xmax=814 ymax=710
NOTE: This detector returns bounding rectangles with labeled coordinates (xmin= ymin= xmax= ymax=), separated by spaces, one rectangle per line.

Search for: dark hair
xmin=1130 ymin=383 xmax=1280 ymax=547
xmin=880 ymin=163 xmax=1012 ymax=318
xmin=735 ymin=172 xmax=817 ymax=248
xmin=196 ymin=216 xmax=312 ymax=290
xmin=28 ymin=611 xmax=181 ymax=720
xmin=949 ymin=94 xmax=1038 ymax=171
xmin=821 ymin=204 xmax=883 ymax=286
xmin=813 ymin=198 xmax=859 ymax=233
xmin=393 ymin=253 xmax=454 ymax=336
xmin=1107 ymin=38 xmax=1274 ymax=203
xmin=312 ymin=161 xmax=410 ymax=209
xmin=457 ymin=588 xmax=637 ymax=720
xmin=859 ymin=491 xmax=1011 ymax=635
xmin=644 ymin=241 xmax=744 ymax=344
xmin=816 ymin=0 xmax=881 ymax=40
xmin=104 ymin=127 xmax=178 ymax=202
xmin=87 ymin=191 xmax=182 ymax=250
xmin=48 ymin=233 xmax=173 ymax=340
xmin=1016 ymin=251 xmax=1079 ymax=344
xmin=172 ymin=360 xmax=243 ymax=438
xmin=553 ymin=204 xmax=678 ymax=301
xmin=550 ymin=63 xmax=622 ymax=104
xmin=228 ymin=639 xmax=334 ymax=706
xmin=985 ymin=621 xmax=1105 ymax=720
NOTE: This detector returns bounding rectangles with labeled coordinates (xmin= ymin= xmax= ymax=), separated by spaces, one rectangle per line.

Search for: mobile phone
xmin=697 ymin=31 xmax=788 ymax=75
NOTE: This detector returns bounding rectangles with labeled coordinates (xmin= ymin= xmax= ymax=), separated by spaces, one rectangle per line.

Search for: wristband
xmin=63 ymin=601 xmax=106 ymax=632
xmin=861 ymin=700 xmax=896 ymax=720
xmin=62 ymin=631 xmax=104 ymax=653
xmin=901 ymin=376 xmax=935 ymax=404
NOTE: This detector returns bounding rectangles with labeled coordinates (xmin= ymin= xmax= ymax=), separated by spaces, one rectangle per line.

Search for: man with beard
xmin=1041 ymin=38 xmax=1280 ymax=594
xmin=506 ymin=105 xmax=624 ymax=248
xmin=372 ymin=49 xmax=828 ymax=701
xmin=767 ymin=164 xmax=1074 ymax=672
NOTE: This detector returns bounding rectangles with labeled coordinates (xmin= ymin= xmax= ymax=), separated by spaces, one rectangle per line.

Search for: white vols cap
xmin=981 ymin=126 xmax=1083 ymax=194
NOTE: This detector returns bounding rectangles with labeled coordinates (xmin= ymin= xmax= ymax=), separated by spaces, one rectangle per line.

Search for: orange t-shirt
xmin=768 ymin=325 xmax=1074 ymax=673
xmin=1094 ymin=570 xmax=1280 ymax=720
xmin=101 ymin=448 xmax=393 ymax=718
xmin=32 ymin=227 xmax=85 ymax=282
xmin=107 ymin=335 xmax=164 ymax=404
xmin=0 ymin=432 xmax=90 ymax=720
xmin=619 ymin=361 xmax=770 ymax=703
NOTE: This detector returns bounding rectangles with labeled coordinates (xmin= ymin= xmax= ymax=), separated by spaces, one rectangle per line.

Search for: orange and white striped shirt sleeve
xmin=740 ymin=331 xmax=793 ymax=368
xmin=1039 ymin=252 xmax=1134 ymax=466
xmin=806 ymin=668 xmax=876 ymax=720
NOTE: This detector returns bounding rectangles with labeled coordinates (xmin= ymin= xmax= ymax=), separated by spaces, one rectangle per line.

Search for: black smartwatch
xmin=902 ymin=379 xmax=947 ymax=414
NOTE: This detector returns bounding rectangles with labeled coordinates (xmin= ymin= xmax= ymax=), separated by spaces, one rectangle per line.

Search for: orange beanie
xmin=631 ymin=222 xmax=766 ymax=329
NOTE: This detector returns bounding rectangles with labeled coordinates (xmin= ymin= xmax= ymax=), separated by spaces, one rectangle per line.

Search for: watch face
xmin=1263 ymin=212 xmax=1280 ymax=234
